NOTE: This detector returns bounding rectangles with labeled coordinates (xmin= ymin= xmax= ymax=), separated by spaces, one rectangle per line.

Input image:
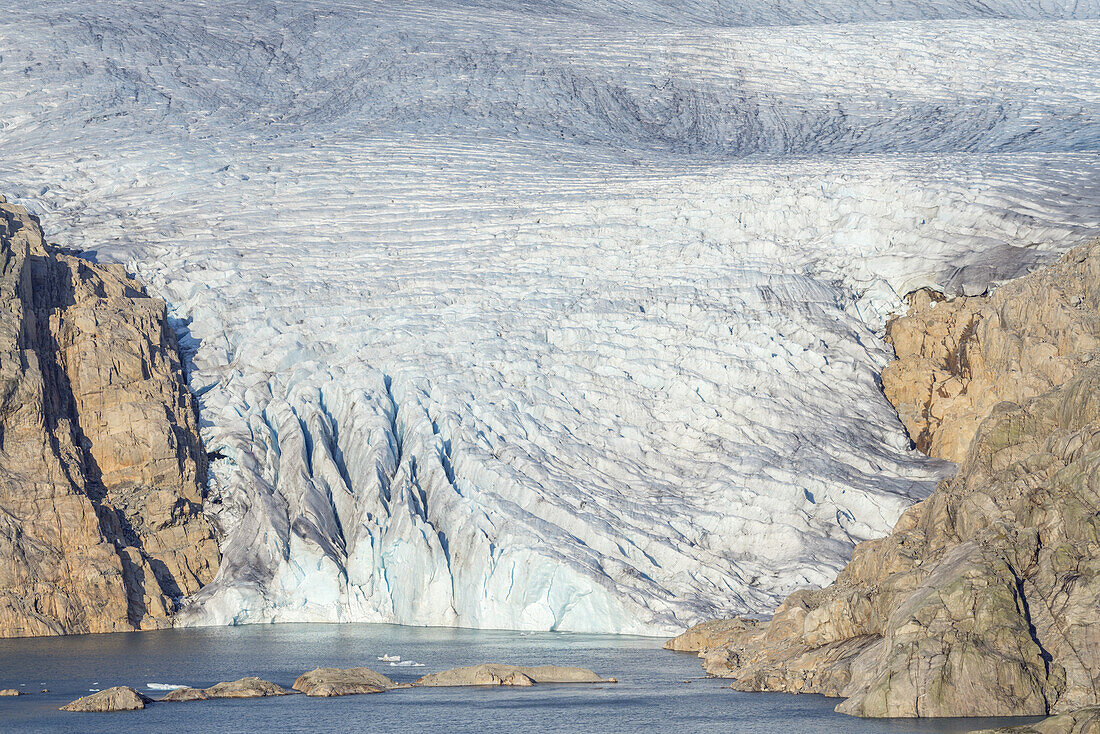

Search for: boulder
xmin=502 ymin=671 xmax=535 ymax=687
xmin=160 ymin=686 xmax=209 ymax=702
xmin=292 ymin=667 xmax=395 ymax=697
xmin=0 ymin=688 xmax=21 ymax=696
xmin=60 ymin=686 xmax=151 ymax=712
xmin=414 ymin=664 xmax=611 ymax=687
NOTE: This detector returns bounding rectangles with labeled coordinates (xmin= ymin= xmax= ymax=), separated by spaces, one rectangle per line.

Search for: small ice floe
xmin=377 ymin=654 xmax=400 ymax=662
xmin=88 ymin=689 xmax=100 ymax=692
xmin=146 ymin=683 xmax=189 ymax=691
xmin=388 ymin=661 xmax=425 ymax=667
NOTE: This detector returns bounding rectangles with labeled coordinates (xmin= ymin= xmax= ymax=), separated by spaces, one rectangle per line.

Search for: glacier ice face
xmin=0 ymin=0 xmax=1098 ymax=635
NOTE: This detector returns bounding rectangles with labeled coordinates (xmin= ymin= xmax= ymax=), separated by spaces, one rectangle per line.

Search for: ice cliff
xmin=0 ymin=0 xmax=1098 ymax=635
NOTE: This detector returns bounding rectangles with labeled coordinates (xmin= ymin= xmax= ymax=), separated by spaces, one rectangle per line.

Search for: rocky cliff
xmin=668 ymin=238 xmax=1100 ymax=718
xmin=882 ymin=245 xmax=1100 ymax=464
xmin=0 ymin=197 xmax=219 ymax=637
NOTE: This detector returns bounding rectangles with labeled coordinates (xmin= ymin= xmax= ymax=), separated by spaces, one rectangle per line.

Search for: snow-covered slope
xmin=0 ymin=1 xmax=1097 ymax=635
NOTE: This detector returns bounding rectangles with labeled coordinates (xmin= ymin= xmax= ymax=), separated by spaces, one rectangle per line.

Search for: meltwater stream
xmin=0 ymin=625 xmax=1039 ymax=733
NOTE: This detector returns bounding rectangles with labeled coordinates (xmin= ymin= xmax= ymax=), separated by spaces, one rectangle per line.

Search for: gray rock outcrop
xmin=971 ymin=707 xmax=1100 ymax=734
xmin=160 ymin=686 xmax=209 ymax=701
xmin=60 ymin=686 xmax=151 ymax=712
xmin=293 ymin=667 xmax=396 ymax=697
xmin=0 ymin=198 xmax=219 ymax=637
xmin=200 ymin=677 xmax=292 ymax=698
xmin=160 ymin=677 xmax=292 ymax=702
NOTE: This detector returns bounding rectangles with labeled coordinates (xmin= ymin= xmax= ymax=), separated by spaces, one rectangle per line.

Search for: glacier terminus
xmin=1 ymin=0 xmax=1098 ymax=636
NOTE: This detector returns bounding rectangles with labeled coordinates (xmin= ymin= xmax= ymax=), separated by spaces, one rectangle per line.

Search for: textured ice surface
xmin=1 ymin=1 xmax=1098 ymax=635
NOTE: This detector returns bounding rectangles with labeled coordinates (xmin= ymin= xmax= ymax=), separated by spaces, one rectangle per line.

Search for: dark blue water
xmin=0 ymin=624 xmax=1039 ymax=733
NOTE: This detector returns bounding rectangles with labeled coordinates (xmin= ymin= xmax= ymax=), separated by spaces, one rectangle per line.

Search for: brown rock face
xmin=60 ymin=686 xmax=152 ymax=712
xmin=662 ymin=618 xmax=758 ymax=654
xmin=0 ymin=199 xmax=219 ymax=637
xmin=670 ymin=239 xmax=1100 ymax=718
xmin=882 ymin=240 xmax=1100 ymax=463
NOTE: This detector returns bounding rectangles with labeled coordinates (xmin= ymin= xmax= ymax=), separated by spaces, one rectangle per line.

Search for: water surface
xmin=0 ymin=624 xmax=1040 ymax=733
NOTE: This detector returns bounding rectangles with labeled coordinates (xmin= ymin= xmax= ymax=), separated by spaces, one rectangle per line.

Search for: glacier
xmin=0 ymin=0 xmax=1098 ymax=636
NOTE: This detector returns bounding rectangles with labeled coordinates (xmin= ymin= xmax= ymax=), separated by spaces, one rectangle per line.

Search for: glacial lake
xmin=0 ymin=624 xmax=1039 ymax=733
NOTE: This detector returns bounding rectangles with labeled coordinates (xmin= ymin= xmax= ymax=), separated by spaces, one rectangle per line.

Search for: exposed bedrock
xmin=195 ymin=677 xmax=293 ymax=699
xmin=292 ymin=667 xmax=396 ymax=697
xmin=668 ymin=239 xmax=1100 ymax=717
xmin=883 ymin=240 xmax=1100 ymax=463
xmin=972 ymin=707 xmax=1100 ymax=734
xmin=0 ymin=198 xmax=219 ymax=637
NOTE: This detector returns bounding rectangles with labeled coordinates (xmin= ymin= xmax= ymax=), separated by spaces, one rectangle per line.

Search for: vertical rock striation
xmin=668 ymin=238 xmax=1100 ymax=718
xmin=0 ymin=197 xmax=218 ymax=637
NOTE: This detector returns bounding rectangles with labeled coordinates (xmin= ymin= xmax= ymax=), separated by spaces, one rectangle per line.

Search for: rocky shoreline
xmin=669 ymin=238 xmax=1100 ymax=721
